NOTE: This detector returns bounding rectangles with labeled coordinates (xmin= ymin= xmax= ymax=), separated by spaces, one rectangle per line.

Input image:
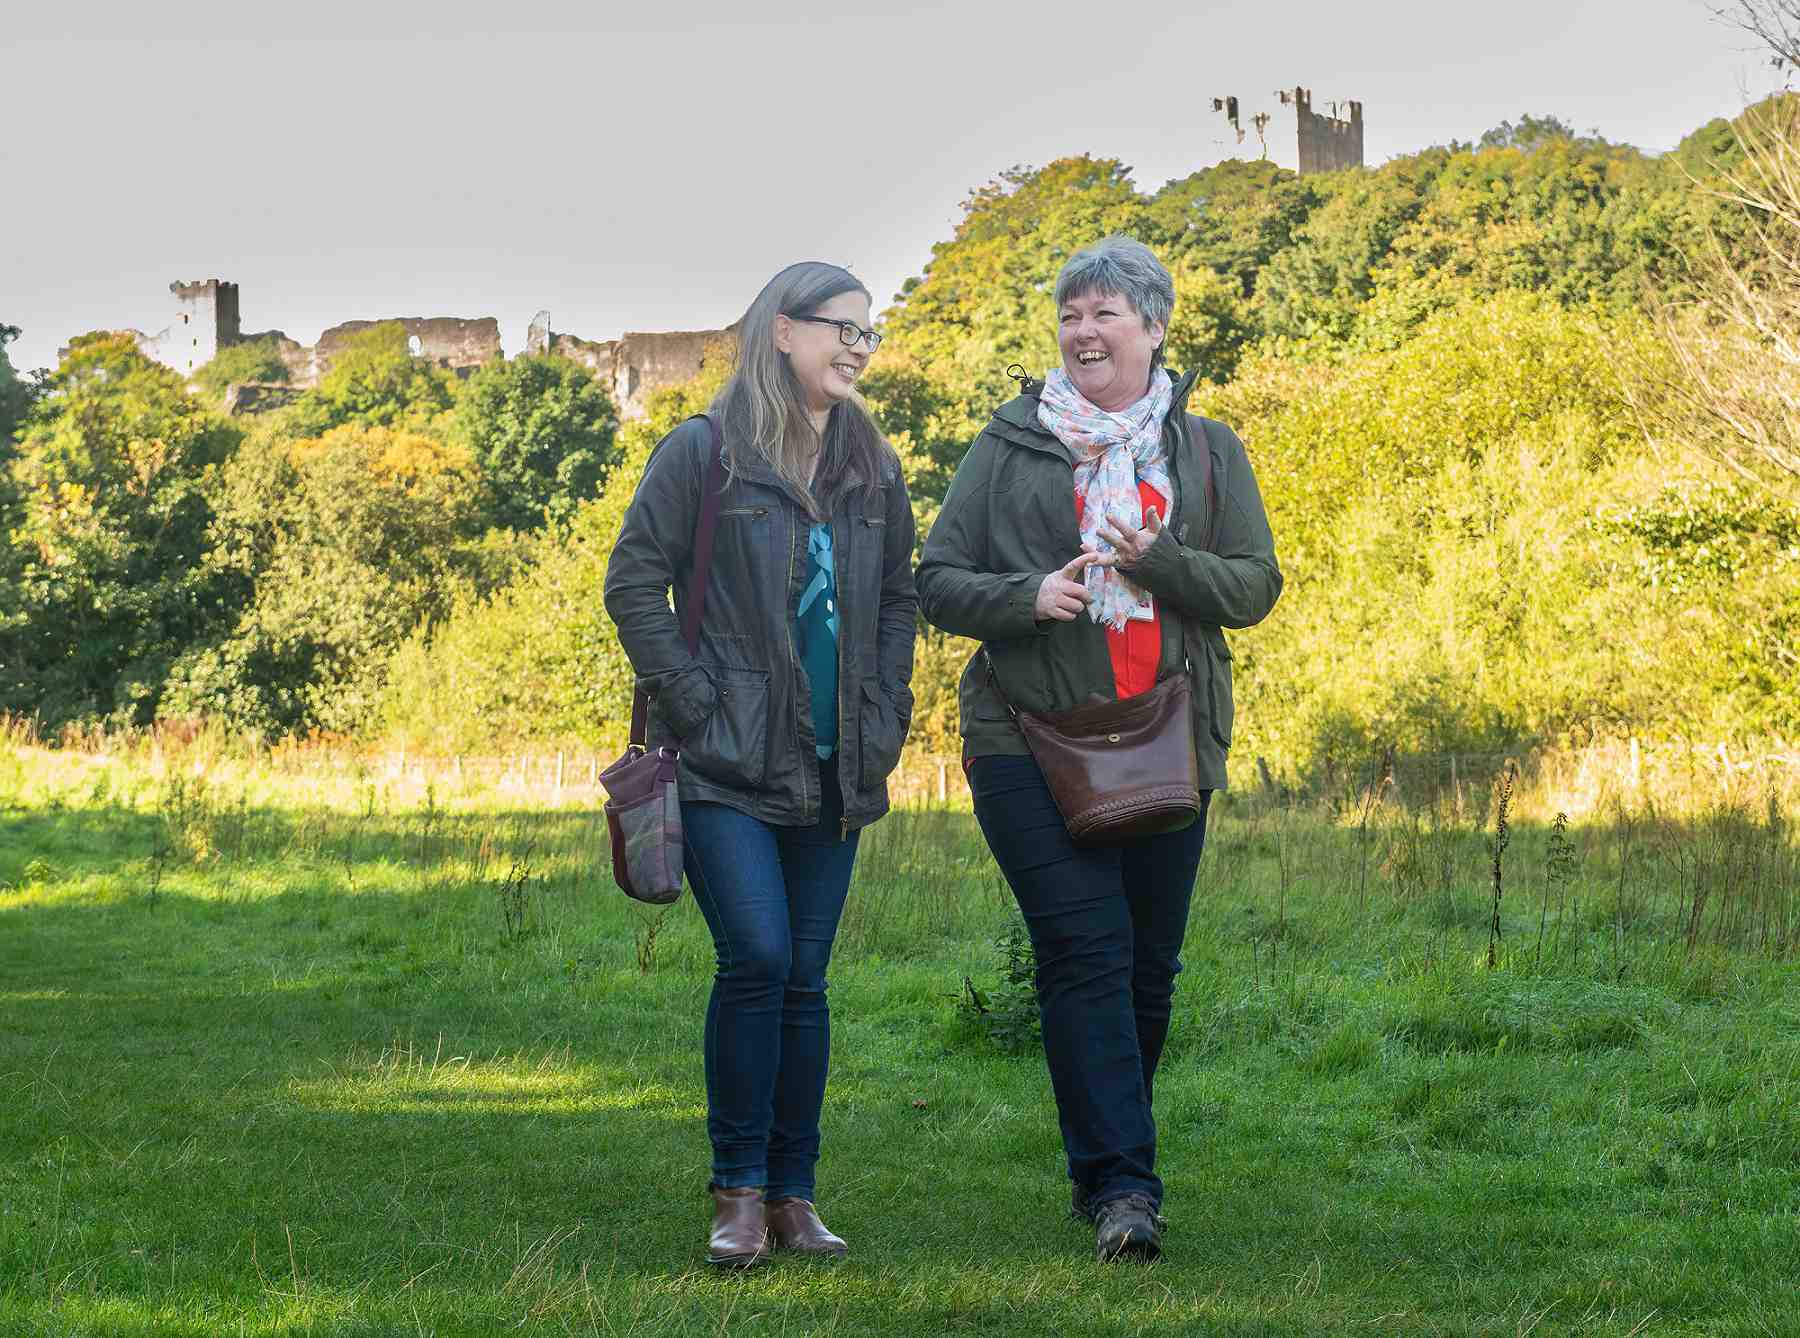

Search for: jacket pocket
xmin=857 ymin=678 xmax=910 ymax=790
xmin=683 ymin=665 xmax=770 ymax=790
xmin=1204 ymin=633 xmax=1234 ymax=750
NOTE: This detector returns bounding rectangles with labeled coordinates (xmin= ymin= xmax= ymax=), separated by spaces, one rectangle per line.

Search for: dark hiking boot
xmin=1093 ymin=1193 xmax=1163 ymax=1263
xmin=1073 ymin=1183 xmax=1167 ymax=1231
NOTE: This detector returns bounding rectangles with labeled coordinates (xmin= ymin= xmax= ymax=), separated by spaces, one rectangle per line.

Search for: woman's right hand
xmin=1034 ymin=551 xmax=1111 ymax=622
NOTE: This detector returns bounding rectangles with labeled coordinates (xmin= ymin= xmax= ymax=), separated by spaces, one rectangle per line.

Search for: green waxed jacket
xmin=603 ymin=416 xmax=918 ymax=832
xmin=915 ymin=369 xmax=1282 ymax=790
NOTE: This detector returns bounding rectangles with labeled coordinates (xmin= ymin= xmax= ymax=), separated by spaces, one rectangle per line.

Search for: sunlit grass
xmin=3 ymin=738 xmax=1798 ymax=1335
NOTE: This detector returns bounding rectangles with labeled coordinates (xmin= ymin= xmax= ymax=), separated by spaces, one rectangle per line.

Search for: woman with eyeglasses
xmin=604 ymin=262 xmax=917 ymax=1269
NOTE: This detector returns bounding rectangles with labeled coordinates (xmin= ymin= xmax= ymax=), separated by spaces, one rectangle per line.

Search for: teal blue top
xmin=795 ymin=522 xmax=838 ymax=759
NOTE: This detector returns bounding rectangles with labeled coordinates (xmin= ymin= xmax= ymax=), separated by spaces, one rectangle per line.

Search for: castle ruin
xmin=136 ymin=280 xmax=242 ymax=376
xmin=1210 ymin=86 xmax=1365 ymax=174
xmin=127 ymin=283 xmax=733 ymax=422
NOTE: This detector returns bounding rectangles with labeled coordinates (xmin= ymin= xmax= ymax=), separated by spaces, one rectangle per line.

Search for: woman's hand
xmin=1035 ymin=550 xmax=1113 ymax=622
xmin=1095 ymin=507 xmax=1163 ymax=568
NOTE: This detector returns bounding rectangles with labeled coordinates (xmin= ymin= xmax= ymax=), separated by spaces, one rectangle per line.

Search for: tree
xmin=1643 ymin=92 xmax=1800 ymax=504
xmin=2 ymin=333 xmax=242 ymax=724
xmin=1143 ymin=158 xmax=1319 ymax=299
xmin=378 ymin=349 xmax=733 ymax=750
xmin=1253 ymin=152 xmax=1447 ymax=342
xmin=191 ymin=337 xmax=291 ymax=403
xmin=879 ymin=157 xmax=1152 ymax=453
xmin=1478 ymin=113 xmax=1588 ymax=152
xmin=450 ymin=353 xmax=620 ymax=531
xmin=2 ymin=323 xmax=41 ymax=450
xmin=275 ymin=322 xmax=457 ymax=440
xmin=165 ymin=423 xmax=487 ymax=735
xmin=1723 ymin=0 xmax=1800 ymax=71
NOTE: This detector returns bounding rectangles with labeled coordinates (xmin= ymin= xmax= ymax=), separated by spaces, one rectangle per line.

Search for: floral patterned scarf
xmin=1036 ymin=367 xmax=1175 ymax=631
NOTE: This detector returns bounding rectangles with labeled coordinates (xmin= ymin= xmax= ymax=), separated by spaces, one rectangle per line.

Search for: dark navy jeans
xmin=969 ymin=753 xmax=1210 ymax=1212
xmin=681 ymin=759 xmax=859 ymax=1202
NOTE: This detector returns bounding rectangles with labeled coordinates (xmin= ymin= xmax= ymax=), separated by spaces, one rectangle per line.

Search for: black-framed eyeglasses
xmin=791 ymin=315 xmax=882 ymax=350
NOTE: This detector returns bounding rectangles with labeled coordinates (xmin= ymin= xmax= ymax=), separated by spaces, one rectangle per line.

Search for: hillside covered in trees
xmin=4 ymin=101 xmax=1797 ymax=778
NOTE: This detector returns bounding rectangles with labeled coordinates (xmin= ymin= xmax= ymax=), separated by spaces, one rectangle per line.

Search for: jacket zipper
xmin=835 ymin=508 xmax=849 ymax=841
xmin=783 ymin=507 xmax=812 ymax=823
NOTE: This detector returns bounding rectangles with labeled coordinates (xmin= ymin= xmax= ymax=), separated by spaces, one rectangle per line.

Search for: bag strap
xmin=1190 ymin=414 xmax=1218 ymax=554
xmin=629 ymin=414 xmax=728 ymax=749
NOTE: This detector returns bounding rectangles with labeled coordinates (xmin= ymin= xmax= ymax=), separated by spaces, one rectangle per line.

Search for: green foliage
xmin=1596 ymin=483 xmax=1800 ymax=591
xmin=8 ymin=100 xmax=1800 ymax=766
xmin=1477 ymin=113 xmax=1590 ymax=152
xmin=164 ymin=424 xmax=489 ymax=736
xmin=956 ymin=918 xmax=1040 ymax=1055
xmin=379 ymin=350 xmax=732 ymax=749
xmin=1194 ymin=294 xmax=1800 ymax=765
xmin=190 ymin=337 xmax=290 ymax=402
xmin=449 ymin=353 xmax=619 ymax=531
xmin=276 ymin=322 xmax=457 ymax=439
xmin=1144 ymin=157 xmax=1320 ymax=298
xmin=1 ymin=333 xmax=242 ymax=725
xmin=0 ymin=322 xmax=45 ymax=450
xmin=879 ymin=157 xmax=1151 ymax=457
xmin=1252 ymin=153 xmax=1445 ymax=343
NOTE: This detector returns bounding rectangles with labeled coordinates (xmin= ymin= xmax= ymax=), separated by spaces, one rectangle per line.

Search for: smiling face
xmin=1056 ymin=289 xmax=1166 ymax=413
xmin=775 ymin=289 xmax=875 ymax=422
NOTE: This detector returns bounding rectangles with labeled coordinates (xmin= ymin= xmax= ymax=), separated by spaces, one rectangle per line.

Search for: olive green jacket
xmin=915 ymin=370 xmax=1282 ymax=790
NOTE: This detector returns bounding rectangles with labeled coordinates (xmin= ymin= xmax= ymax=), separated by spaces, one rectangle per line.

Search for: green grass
xmin=2 ymin=744 xmax=1798 ymax=1336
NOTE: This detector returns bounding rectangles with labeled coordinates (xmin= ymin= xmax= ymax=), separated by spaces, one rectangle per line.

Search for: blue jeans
xmin=969 ymin=753 xmax=1211 ymax=1212
xmin=681 ymin=760 xmax=860 ymax=1202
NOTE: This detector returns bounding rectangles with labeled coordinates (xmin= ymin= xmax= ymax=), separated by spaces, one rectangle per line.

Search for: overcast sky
xmin=2 ymin=0 xmax=1786 ymax=374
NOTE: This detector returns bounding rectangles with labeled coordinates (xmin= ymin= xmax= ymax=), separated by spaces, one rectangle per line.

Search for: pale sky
xmin=1 ymin=0 xmax=1785 ymax=374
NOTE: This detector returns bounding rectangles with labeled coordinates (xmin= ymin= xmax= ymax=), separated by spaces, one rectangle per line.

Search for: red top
xmin=1074 ymin=481 xmax=1165 ymax=700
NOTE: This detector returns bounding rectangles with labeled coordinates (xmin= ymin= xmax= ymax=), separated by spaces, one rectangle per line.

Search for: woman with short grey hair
xmin=917 ymin=234 xmax=1282 ymax=1262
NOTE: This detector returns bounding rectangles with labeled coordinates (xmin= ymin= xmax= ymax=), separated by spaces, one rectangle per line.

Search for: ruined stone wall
xmin=548 ymin=331 xmax=617 ymax=392
xmin=1211 ymin=86 xmax=1365 ymax=176
xmin=614 ymin=328 xmax=734 ymax=419
xmin=237 ymin=331 xmax=314 ymax=386
xmin=313 ymin=316 xmax=502 ymax=378
xmin=549 ymin=325 xmax=735 ymax=420
xmin=124 ymin=279 xmax=731 ymax=417
xmin=1289 ymin=88 xmax=1364 ymax=174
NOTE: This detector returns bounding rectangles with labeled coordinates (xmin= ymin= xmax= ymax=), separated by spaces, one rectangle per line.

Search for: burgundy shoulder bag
xmin=983 ymin=414 xmax=1216 ymax=845
xmin=599 ymin=414 xmax=727 ymax=903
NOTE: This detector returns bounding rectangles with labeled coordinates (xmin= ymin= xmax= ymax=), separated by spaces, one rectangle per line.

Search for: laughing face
xmin=1057 ymin=289 xmax=1166 ymax=413
xmin=776 ymin=289 xmax=875 ymax=422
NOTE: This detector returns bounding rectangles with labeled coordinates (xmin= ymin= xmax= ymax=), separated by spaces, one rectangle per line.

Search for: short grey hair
xmin=1053 ymin=235 xmax=1176 ymax=364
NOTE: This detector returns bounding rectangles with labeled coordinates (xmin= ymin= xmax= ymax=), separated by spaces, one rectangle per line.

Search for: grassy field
xmin=2 ymin=738 xmax=1798 ymax=1336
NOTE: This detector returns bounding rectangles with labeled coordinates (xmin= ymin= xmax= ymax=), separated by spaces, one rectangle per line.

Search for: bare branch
xmin=1719 ymin=0 xmax=1800 ymax=72
xmin=1641 ymin=93 xmax=1800 ymax=501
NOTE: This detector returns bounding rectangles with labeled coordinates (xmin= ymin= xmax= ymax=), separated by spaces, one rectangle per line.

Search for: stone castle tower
xmin=137 ymin=280 xmax=242 ymax=375
xmin=1210 ymin=86 xmax=1364 ymax=174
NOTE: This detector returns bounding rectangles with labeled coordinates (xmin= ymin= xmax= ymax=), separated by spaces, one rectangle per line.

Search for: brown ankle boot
xmin=765 ymin=1197 xmax=847 ymax=1258
xmin=706 ymin=1186 xmax=770 ymax=1269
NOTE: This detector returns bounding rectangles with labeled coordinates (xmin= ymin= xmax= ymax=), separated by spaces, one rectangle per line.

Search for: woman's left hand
xmin=1096 ymin=507 xmax=1163 ymax=568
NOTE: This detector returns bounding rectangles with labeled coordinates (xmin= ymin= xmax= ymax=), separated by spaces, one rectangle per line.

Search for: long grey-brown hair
xmin=710 ymin=261 xmax=894 ymax=517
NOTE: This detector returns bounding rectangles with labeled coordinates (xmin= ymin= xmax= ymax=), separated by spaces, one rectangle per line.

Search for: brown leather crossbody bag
xmin=984 ymin=650 xmax=1201 ymax=844
xmin=982 ymin=416 xmax=1216 ymax=845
